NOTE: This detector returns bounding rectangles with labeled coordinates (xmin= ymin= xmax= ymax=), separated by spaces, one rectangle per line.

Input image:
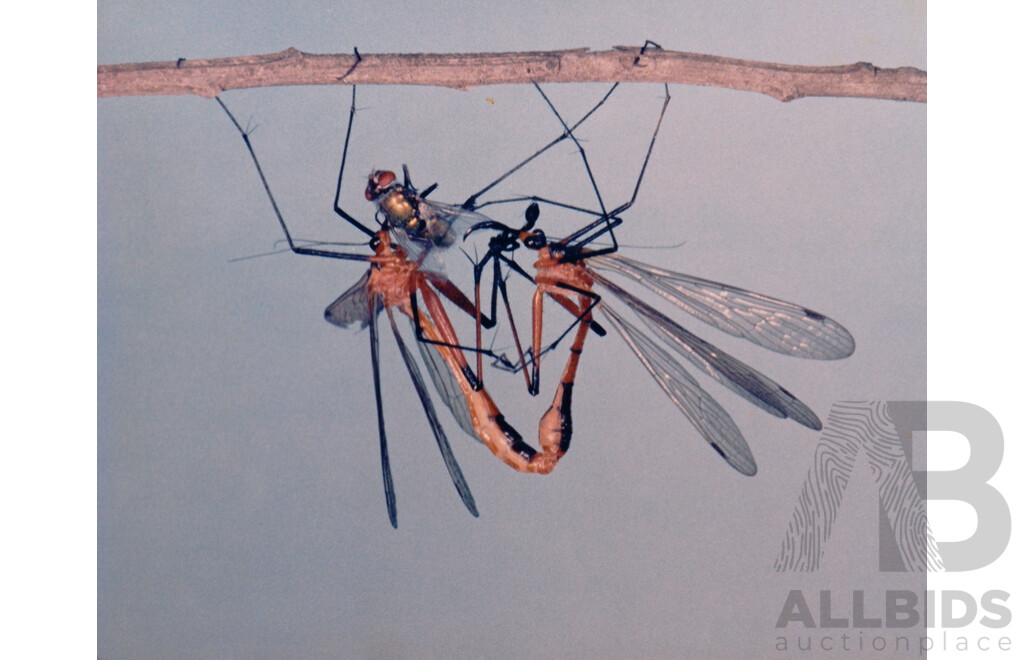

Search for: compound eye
xmin=365 ymin=170 xmax=397 ymax=200
xmin=524 ymin=230 xmax=547 ymax=250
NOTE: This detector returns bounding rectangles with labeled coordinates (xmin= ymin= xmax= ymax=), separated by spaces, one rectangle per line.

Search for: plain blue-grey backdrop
xmin=98 ymin=2 xmax=925 ymax=657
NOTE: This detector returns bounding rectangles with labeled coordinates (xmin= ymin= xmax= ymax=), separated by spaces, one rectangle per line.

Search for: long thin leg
xmin=460 ymin=83 xmax=621 ymax=210
xmin=492 ymin=82 xmax=673 ymax=393
xmin=529 ymin=285 xmax=546 ymax=396
xmin=527 ymin=281 xmax=604 ymax=395
xmin=460 ymin=80 xmax=670 ymax=386
xmin=456 ymin=84 xmax=623 ymax=382
xmin=413 ymin=268 xmax=546 ymax=396
xmin=471 ymin=83 xmax=672 ymax=257
xmin=440 ymin=86 xmax=626 ymax=383
xmin=217 ymin=96 xmax=372 ymax=263
xmin=557 ymin=83 xmax=672 ymax=257
xmin=611 ymin=83 xmax=672 ymax=219
xmin=367 ymin=292 xmax=397 ymax=528
xmin=466 ymin=80 xmax=628 ymax=227
xmin=543 ymin=83 xmax=672 ymax=255
xmin=471 ymin=247 xmax=534 ymax=328
xmin=470 ymin=249 xmax=533 ymax=390
xmin=532 ymin=84 xmax=610 ymax=219
xmin=494 ymin=263 xmax=531 ymax=390
xmin=332 ymin=85 xmax=377 ymax=237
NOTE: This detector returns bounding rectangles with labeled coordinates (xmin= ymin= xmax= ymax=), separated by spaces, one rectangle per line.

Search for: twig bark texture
xmin=97 ymin=47 xmax=925 ymax=103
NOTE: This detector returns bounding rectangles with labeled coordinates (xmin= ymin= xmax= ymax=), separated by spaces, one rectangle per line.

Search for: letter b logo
xmin=774 ymin=401 xmax=1009 ymax=572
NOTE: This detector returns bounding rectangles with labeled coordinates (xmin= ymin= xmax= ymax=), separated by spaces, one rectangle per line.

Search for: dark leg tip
xmin=463 ymin=366 xmax=483 ymax=391
xmin=528 ymin=371 xmax=540 ymax=396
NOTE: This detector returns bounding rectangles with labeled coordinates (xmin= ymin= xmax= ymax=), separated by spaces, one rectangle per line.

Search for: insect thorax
xmin=378 ymin=188 xmax=457 ymax=250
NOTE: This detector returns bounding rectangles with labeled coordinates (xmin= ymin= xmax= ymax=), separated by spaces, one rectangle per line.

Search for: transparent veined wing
xmin=324 ymin=269 xmax=377 ymax=329
xmin=590 ymin=254 xmax=854 ymax=360
xmin=390 ymin=199 xmax=494 ymax=278
xmin=365 ymin=289 xmax=397 ymax=527
xmin=599 ymin=304 xmax=758 ymax=476
xmin=414 ymin=320 xmax=480 ymax=441
xmin=322 ymin=269 xmax=479 ymax=442
xmin=387 ymin=309 xmax=478 ymax=517
xmin=595 ymin=273 xmax=822 ymax=430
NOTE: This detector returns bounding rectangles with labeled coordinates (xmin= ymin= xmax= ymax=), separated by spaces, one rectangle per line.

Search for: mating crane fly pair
xmin=217 ymin=80 xmax=854 ymax=527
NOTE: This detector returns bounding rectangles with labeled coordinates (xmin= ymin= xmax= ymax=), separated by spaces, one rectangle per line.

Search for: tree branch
xmin=97 ymin=46 xmax=925 ymax=103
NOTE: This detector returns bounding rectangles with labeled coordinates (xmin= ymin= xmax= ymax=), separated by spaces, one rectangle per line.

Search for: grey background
xmin=98 ymin=2 xmax=925 ymax=658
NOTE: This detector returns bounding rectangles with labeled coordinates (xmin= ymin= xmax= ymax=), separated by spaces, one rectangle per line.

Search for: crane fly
xmin=215 ymin=81 xmax=633 ymax=521
xmin=348 ymin=48 xmax=666 ymax=387
xmin=465 ymin=83 xmax=855 ymax=476
xmin=469 ymin=203 xmax=855 ymax=475
xmin=306 ymin=83 xmax=648 ymax=478
xmin=446 ymin=83 xmax=671 ymax=473
xmin=218 ymin=97 xmax=501 ymax=527
xmin=357 ymin=82 xmax=628 ymax=381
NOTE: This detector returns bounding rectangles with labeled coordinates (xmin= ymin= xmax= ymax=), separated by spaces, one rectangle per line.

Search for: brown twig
xmin=97 ymin=46 xmax=926 ymax=103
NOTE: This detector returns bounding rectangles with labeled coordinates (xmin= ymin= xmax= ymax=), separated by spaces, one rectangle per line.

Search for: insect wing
xmin=324 ymin=269 xmax=378 ymax=329
xmin=591 ymin=255 xmax=854 ymax=360
xmin=595 ymin=274 xmax=822 ymax=430
xmin=386 ymin=309 xmax=478 ymax=517
xmin=391 ymin=200 xmax=493 ymax=277
xmin=413 ymin=319 xmax=479 ymax=441
xmin=600 ymin=304 xmax=758 ymax=476
xmin=366 ymin=290 xmax=397 ymax=527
